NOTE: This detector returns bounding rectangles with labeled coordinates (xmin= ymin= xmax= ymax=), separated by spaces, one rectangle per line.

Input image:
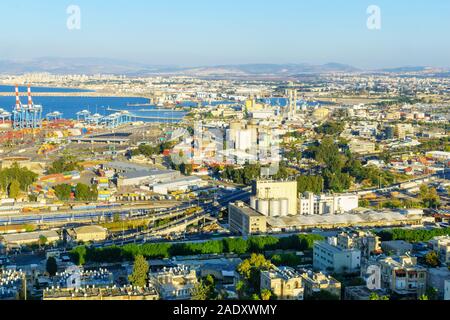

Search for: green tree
xmin=128 ymin=255 xmax=149 ymax=288
xmin=192 ymin=275 xmax=217 ymax=300
xmin=419 ymin=184 xmax=441 ymax=208
xmin=70 ymin=246 xmax=87 ymax=265
xmin=46 ymin=257 xmax=58 ymax=276
xmin=369 ymin=292 xmax=389 ymax=300
xmin=237 ymin=254 xmax=272 ymax=294
xmin=425 ymin=251 xmax=440 ymax=267
xmin=261 ymin=289 xmax=272 ymax=301
xmin=48 ymin=156 xmax=82 ymax=174
xmin=53 ymin=184 xmax=72 ymax=201
xmin=8 ymin=179 xmax=21 ymax=199
xmin=38 ymin=235 xmax=48 ymax=248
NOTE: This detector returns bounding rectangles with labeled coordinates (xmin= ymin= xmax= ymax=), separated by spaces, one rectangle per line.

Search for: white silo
xmin=257 ymin=199 xmax=269 ymax=216
xmin=269 ymin=199 xmax=281 ymax=217
xmin=250 ymin=196 xmax=257 ymax=210
xmin=280 ymin=198 xmax=289 ymax=216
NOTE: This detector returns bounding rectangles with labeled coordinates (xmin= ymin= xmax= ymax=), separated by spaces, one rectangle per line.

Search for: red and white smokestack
xmin=15 ymin=84 xmax=21 ymax=111
xmin=27 ymin=84 xmax=33 ymax=107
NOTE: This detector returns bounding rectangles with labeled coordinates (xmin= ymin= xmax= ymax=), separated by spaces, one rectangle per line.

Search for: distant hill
xmin=0 ymin=58 xmax=447 ymax=77
xmin=0 ymin=58 xmax=360 ymax=76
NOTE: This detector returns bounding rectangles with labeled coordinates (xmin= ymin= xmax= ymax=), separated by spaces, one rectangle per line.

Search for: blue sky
xmin=0 ymin=0 xmax=449 ymax=68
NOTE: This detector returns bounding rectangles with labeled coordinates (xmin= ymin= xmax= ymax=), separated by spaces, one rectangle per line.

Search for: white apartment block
xmin=313 ymin=239 xmax=361 ymax=274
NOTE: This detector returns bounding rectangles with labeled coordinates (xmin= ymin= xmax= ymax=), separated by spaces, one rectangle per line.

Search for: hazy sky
xmin=1 ymin=0 xmax=449 ymax=68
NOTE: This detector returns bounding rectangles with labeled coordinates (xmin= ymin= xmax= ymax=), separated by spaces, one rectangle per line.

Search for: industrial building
xmin=228 ymin=201 xmax=267 ymax=236
xmin=267 ymin=209 xmax=423 ymax=232
xmin=104 ymin=161 xmax=181 ymax=187
xmin=1 ymin=230 xmax=60 ymax=246
xmin=151 ymin=176 xmax=207 ymax=195
xmin=298 ymin=192 xmax=359 ymax=216
xmin=67 ymin=225 xmax=108 ymax=243
xmin=251 ymin=180 xmax=298 ymax=216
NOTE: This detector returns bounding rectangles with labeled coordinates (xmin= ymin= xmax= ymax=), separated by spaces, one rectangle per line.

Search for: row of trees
xmin=0 ymin=163 xmax=38 ymax=198
xmin=69 ymin=234 xmax=324 ymax=265
xmin=377 ymin=227 xmax=450 ymax=243
xmin=54 ymin=183 xmax=98 ymax=201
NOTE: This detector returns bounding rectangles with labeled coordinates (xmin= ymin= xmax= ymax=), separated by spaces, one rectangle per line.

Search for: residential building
xmin=260 ymin=267 xmax=304 ymax=300
xmin=43 ymin=286 xmax=159 ymax=300
xmin=427 ymin=268 xmax=450 ymax=300
xmin=348 ymin=139 xmax=376 ymax=154
xmin=344 ymin=286 xmax=388 ymax=300
xmin=378 ymin=255 xmax=427 ymax=298
xmin=429 ymin=236 xmax=450 ymax=265
xmin=298 ymin=192 xmax=359 ymax=216
xmin=149 ymin=266 xmax=198 ymax=300
xmin=228 ymin=201 xmax=267 ymax=236
xmin=381 ymin=240 xmax=413 ymax=256
xmin=313 ymin=239 xmax=361 ymax=274
xmin=336 ymin=231 xmax=382 ymax=259
xmin=301 ymin=270 xmax=341 ymax=299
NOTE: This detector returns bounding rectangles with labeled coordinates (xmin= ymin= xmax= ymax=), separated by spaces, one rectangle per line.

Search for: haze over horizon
xmin=1 ymin=0 xmax=450 ymax=69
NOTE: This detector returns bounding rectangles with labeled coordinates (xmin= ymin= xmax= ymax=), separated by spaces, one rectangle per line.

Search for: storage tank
xmin=269 ymin=199 xmax=281 ymax=217
xmin=257 ymin=199 xmax=269 ymax=216
xmin=250 ymin=196 xmax=257 ymax=210
xmin=280 ymin=198 xmax=289 ymax=217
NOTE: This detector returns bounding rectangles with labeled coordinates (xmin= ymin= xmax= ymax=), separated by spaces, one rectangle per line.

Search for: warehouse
xmin=152 ymin=176 xmax=207 ymax=195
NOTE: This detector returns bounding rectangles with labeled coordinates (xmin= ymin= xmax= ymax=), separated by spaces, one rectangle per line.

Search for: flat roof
xmin=230 ymin=203 xmax=263 ymax=217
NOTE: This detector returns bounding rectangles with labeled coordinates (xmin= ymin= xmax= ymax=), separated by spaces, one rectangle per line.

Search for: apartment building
xmin=300 ymin=270 xmax=342 ymax=299
xmin=348 ymin=139 xmax=376 ymax=155
xmin=336 ymin=231 xmax=382 ymax=259
xmin=378 ymin=255 xmax=427 ymax=298
xmin=228 ymin=202 xmax=267 ymax=236
xmin=260 ymin=267 xmax=304 ymax=300
xmin=313 ymin=239 xmax=361 ymax=274
xmin=149 ymin=266 xmax=198 ymax=300
xmin=429 ymin=236 xmax=450 ymax=265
